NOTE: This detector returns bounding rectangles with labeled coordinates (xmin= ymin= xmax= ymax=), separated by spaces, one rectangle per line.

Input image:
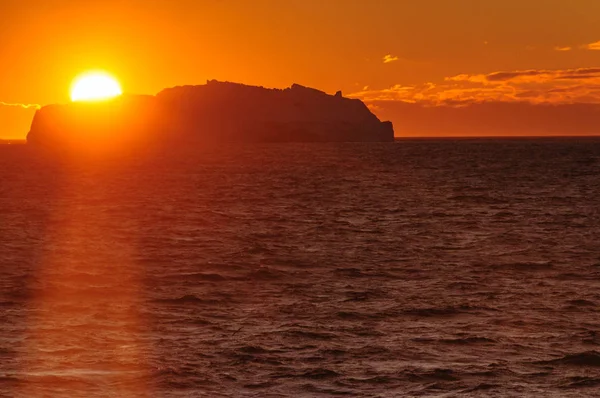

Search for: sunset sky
xmin=2 ymin=0 xmax=600 ymax=138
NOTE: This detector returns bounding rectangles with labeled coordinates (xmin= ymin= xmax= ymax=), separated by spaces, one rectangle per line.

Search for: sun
xmin=70 ymin=71 xmax=123 ymax=102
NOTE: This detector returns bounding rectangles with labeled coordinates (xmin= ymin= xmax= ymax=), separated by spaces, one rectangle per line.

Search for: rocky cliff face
xmin=27 ymin=81 xmax=394 ymax=151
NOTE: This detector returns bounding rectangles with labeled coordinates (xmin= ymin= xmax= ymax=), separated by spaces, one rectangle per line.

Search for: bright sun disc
xmin=70 ymin=72 xmax=122 ymax=102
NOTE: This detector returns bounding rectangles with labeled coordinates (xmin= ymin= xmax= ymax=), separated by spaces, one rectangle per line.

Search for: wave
xmin=412 ymin=336 xmax=496 ymax=345
xmin=406 ymin=368 xmax=459 ymax=382
xmin=336 ymin=311 xmax=379 ymax=320
xmin=461 ymin=383 xmax=500 ymax=393
xmin=537 ymin=351 xmax=600 ymax=367
xmin=400 ymin=305 xmax=496 ymax=317
xmin=243 ymin=381 xmax=278 ymax=389
xmin=177 ymin=272 xmax=229 ymax=281
xmin=280 ymin=329 xmax=337 ymax=341
xmin=498 ymin=261 xmax=553 ymax=271
xmin=298 ymin=368 xmax=340 ymax=380
xmin=151 ymin=295 xmax=221 ymax=305
xmin=344 ymin=375 xmax=394 ymax=384
xmin=561 ymin=376 xmax=600 ymax=388
xmin=566 ymin=299 xmax=596 ymax=306
xmin=245 ymin=268 xmax=285 ymax=280
xmin=300 ymin=383 xmax=353 ymax=395
xmin=237 ymin=345 xmax=276 ymax=355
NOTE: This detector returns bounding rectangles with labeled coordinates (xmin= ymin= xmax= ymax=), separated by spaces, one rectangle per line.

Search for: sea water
xmin=1 ymin=138 xmax=600 ymax=397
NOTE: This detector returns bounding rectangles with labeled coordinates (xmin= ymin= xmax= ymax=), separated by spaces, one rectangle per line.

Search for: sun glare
xmin=70 ymin=71 xmax=123 ymax=102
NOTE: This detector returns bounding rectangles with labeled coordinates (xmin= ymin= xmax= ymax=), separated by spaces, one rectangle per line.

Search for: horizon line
xmin=3 ymin=135 xmax=600 ymax=144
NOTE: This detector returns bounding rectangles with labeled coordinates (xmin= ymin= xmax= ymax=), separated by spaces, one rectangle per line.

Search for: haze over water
xmin=1 ymin=139 xmax=600 ymax=396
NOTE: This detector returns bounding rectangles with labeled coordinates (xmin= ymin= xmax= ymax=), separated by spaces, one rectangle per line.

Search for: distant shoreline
xmin=3 ymin=136 xmax=600 ymax=145
xmin=395 ymin=135 xmax=600 ymax=141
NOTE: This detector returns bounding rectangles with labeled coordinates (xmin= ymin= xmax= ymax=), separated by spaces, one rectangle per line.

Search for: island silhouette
xmin=27 ymin=80 xmax=394 ymax=151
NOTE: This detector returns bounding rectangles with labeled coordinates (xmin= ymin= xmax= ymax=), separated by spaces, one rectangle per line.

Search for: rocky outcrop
xmin=27 ymin=81 xmax=394 ymax=151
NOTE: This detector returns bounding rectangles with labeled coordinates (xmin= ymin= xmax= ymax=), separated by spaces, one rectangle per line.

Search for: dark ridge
xmin=228 ymin=353 xmax=284 ymax=366
xmin=300 ymin=383 xmax=353 ymax=395
xmin=343 ymin=291 xmax=374 ymax=302
xmin=164 ymin=318 xmax=212 ymax=326
xmin=498 ymin=261 xmax=554 ymax=271
xmin=441 ymin=337 xmax=496 ymax=344
xmin=537 ymin=351 xmax=600 ymax=367
xmin=334 ymin=268 xmax=367 ymax=278
xmin=245 ymin=268 xmax=284 ymax=280
xmin=179 ymin=273 xmax=228 ymax=282
xmin=319 ymin=349 xmax=347 ymax=357
xmin=280 ymin=329 xmax=337 ymax=341
xmin=344 ymin=375 xmax=394 ymax=384
xmin=424 ymin=382 xmax=455 ymax=391
xmin=412 ymin=336 xmax=496 ymax=345
xmin=243 ymin=381 xmax=279 ymax=389
xmin=462 ymin=383 xmax=500 ymax=392
xmin=402 ymin=307 xmax=463 ymax=317
xmin=0 ymin=376 xmax=20 ymax=384
xmin=567 ymin=299 xmax=596 ymax=306
xmin=562 ymin=376 xmax=600 ymax=388
xmin=151 ymin=295 xmax=220 ymax=305
xmin=401 ymin=305 xmax=489 ymax=317
xmin=336 ymin=311 xmax=379 ymax=320
xmin=406 ymin=368 xmax=460 ymax=382
xmin=0 ymin=348 xmax=14 ymax=356
xmin=237 ymin=345 xmax=276 ymax=355
xmin=298 ymin=368 xmax=340 ymax=379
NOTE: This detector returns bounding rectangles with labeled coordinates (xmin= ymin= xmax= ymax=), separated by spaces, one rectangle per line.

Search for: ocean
xmin=1 ymin=138 xmax=600 ymax=397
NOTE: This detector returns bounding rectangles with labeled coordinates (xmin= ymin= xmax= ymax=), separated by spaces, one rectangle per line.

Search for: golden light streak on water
xmin=18 ymin=164 xmax=151 ymax=397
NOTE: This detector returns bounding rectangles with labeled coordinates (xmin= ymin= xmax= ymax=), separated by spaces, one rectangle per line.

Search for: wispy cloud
xmin=552 ymin=41 xmax=600 ymax=51
xmin=349 ymin=67 xmax=600 ymax=106
xmin=382 ymin=54 xmax=399 ymax=64
xmin=584 ymin=40 xmax=600 ymax=50
xmin=447 ymin=68 xmax=600 ymax=84
xmin=0 ymin=102 xmax=41 ymax=110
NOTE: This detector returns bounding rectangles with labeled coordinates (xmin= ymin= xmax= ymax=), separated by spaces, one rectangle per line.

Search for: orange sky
xmin=2 ymin=0 xmax=600 ymax=138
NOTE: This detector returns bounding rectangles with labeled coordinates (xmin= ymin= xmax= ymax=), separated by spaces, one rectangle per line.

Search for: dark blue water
xmin=1 ymin=139 xmax=600 ymax=397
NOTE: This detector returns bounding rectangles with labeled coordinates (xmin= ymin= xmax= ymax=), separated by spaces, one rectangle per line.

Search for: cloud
xmin=584 ymin=41 xmax=600 ymax=50
xmin=349 ymin=67 xmax=600 ymax=106
xmin=447 ymin=68 xmax=600 ymax=84
xmin=349 ymin=83 xmax=518 ymax=105
xmin=382 ymin=54 xmax=399 ymax=64
xmin=553 ymin=41 xmax=600 ymax=51
xmin=0 ymin=102 xmax=41 ymax=110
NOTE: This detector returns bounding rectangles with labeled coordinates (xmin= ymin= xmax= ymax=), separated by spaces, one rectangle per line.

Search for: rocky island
xmin=27 ymin=81 xmax=394 ymax=151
